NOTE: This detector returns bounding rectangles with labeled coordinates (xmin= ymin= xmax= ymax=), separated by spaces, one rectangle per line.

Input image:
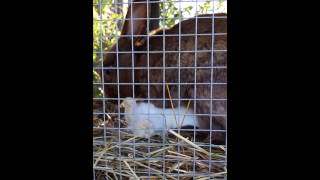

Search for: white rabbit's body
xmin=121 ymin=97 xmax=199 ymax=138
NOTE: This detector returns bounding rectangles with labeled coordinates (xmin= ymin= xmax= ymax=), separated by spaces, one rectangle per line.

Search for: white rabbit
xmin=120 ymin=97 xmax=199 ymax=138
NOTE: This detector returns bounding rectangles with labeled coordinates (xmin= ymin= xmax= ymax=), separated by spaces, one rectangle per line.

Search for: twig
xmin=166 ymin=84 xmax=178 ymax=127
xmin=104 ymin=170 xmax=131 ymax=178
xmin=123 ymin=160 xmax=140 ymax=180
xmin=167 ymin=150 xmax=194 ymax=159
xmin=168 ymin=129 xmax=210 ymax=156
xmin=168 ymin=161 xmax=185 ymax=173
xmin=111 ymin=169 xmax=119 ymax=180
xmin=133 ymin=161 xmax=178 ymax=180
xmin=165 ymin=155 xmax=193 ymax=160
xmin=145 ymin=146 xmax=172 ymax=157
xmin=180 ymin=99 xmax=191 ymax=128
xmin=94 ymin=136 xmax=138 ymax=167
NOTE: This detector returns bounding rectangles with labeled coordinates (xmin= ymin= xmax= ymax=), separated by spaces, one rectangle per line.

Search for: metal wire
xmin=93 ymin=0 xmax=227 ymax=179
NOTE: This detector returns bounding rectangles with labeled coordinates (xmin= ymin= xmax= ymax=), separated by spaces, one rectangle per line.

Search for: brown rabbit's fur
xmin=103 ymin=2 xmax=227 ymax=144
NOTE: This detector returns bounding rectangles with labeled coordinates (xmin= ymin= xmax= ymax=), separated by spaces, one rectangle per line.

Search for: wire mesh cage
xmin=93 ymin=0 xmax=227 ymax=179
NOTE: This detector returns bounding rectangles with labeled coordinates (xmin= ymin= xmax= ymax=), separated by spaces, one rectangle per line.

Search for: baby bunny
xmin=121 ymin=97 xmax=199 ymax=138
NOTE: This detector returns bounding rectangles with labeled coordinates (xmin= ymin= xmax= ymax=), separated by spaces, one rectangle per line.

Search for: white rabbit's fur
xmin=121 ymin=97 xmax=199 ymax=138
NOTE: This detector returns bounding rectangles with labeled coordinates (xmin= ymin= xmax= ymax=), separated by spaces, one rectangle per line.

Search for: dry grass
xmin=93 ymin=114 xmax=226 ymax=180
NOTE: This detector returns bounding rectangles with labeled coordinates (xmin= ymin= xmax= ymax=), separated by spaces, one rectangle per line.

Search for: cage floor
xmin=93 ymin=103 xmax=227 ymax=180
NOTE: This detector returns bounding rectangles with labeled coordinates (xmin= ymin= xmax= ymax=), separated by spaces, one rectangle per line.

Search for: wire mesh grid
xmin=93 ymin=0 xmax=227 ymax=179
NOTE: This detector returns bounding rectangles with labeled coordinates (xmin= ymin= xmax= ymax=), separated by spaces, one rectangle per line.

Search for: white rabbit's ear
xmin=121 ymin=0 xmax=151 ymax=38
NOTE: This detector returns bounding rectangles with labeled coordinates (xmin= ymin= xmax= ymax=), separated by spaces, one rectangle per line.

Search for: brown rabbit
xmin=102 ymin=0 xmax=227 ymax=144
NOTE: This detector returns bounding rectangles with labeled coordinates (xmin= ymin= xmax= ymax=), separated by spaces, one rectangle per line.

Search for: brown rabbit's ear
xmin=121 ymin=0 xmax=151 ymax=38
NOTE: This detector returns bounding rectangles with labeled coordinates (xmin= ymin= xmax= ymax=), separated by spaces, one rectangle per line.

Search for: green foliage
xmin=159 ymin=0 xmax=193 ymax=28
xmin=93 ymin=0 xmax=123 ymax=54
xmin=198 ymin=0 xmax=212 ymax=14
xmin=216 ymin=0 xmax=227 ymax=12
xmin=159 ymin=0 xmax=225 ymax=28
xmin=93 ymin=0 xmax=124 ymax=97
xmin=93 ymin=69 xmax=103 ymax=97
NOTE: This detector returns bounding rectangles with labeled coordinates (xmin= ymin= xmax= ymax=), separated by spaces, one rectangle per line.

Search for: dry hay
xmin=93 ymin=112 xmax=227 ymax=180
